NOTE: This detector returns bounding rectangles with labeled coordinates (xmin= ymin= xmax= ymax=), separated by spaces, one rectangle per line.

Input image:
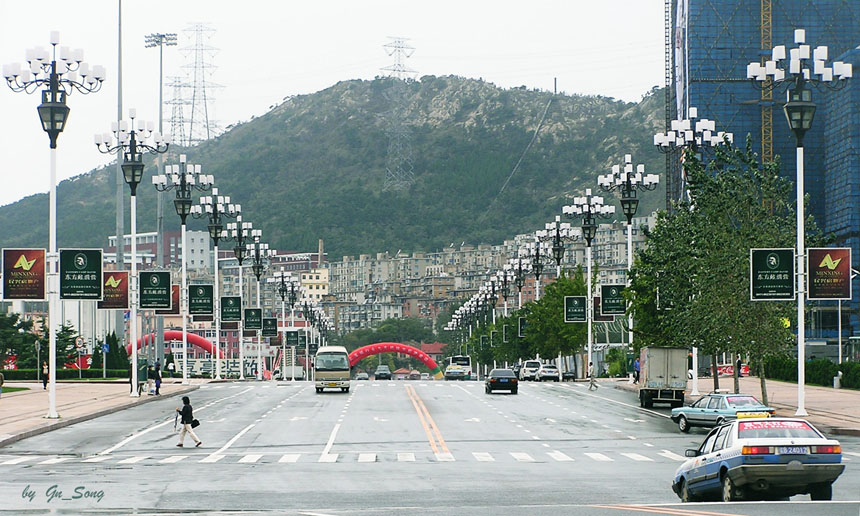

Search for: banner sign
xmin=2 ymin=248 xmax=46 ymax=300
xmin=262 ymin=318 xmax=278 ymax=337
xmin=189 ymin=284 xmax=214 ymax=315
xmin=593 ymin=297 xmax=614 ymax=322
xmin=518 ymin=317 xmax=527 ymax=338
xmin=193 ymin=315 xmax=214 ymax=322
xmin=98 ymin=271 xmax=129 ymax=309
xmin=807 ymin=247 xmax=852 ymax=300
xmin=286 ymin=331 xmax=299 ymax=347
xmin=244 ymin=308 xmax=263 ymax=330
xmin=140 ymin=272 xmax=171 ymax=308
xmin=298 ymin=335 xmax=307 ymax=350
xmin=155 ymin=285 xmax=180 ymax=315
xmin=750 ymin=248 xmax=795 ymax=301
xmin=221 ymin=296 xmax=242 ymax=322
xmin=564 ymin=295 xmax=586 ymax=323
xmin=59 ymin=249 xmax=103 ymax=300
xmin=600 ymin=285 xmax=626 ymax=315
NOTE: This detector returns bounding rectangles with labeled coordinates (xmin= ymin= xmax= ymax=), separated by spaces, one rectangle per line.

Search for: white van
xmin=314 ymin=346 xmax=351 ymax=393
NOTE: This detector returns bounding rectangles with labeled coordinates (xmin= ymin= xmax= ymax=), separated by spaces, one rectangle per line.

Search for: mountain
xmin=0 ymin=76 xmax=666 ymax=258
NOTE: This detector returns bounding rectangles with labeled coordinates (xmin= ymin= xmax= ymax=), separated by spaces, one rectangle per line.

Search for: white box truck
xmin=639 ymin=346 xmax=688 ymax=408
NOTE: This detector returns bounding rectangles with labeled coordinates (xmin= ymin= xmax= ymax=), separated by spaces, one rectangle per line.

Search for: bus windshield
xmin=315 ymin=353 xmax=350 ymax=371
xmin=450 ymin=356 xmax=471 ymax=367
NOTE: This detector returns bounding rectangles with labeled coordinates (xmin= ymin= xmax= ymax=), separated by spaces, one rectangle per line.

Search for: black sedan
xmin=485 ymin=368 xmax=518 ymax=394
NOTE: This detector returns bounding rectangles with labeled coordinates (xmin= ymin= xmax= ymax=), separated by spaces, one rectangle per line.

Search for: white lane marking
xmin=843 ymin=451 xmax=860 ymax=458
xmin=357 ymin=453 xmax=376 ymax=463
xmin=1 ymin=456 xmax=35 ymax=465
xmin=511 ymin=452 xmax=535 ymax=462
xmin=464 ymin=417 xmax=481 ymax=422
xmin=159 ymin=455 xmax=188 ymax=464
xmin=435 ymin=452 xmax=455 ymax=462
xmin=322 ymin=423 xmax=341 ymax=456
xmin=290 ymin=416 xmax=307 ymax=421
xmin=473 ymin=452 xmax=495 ymax=462
xmin=548 ymin=451 xmax=574 ymax=462
xmin=531 ymin=436 xmax=541 ymax=440
xmin=545 ymin=418 xmax=557 ymax=423
xmin=199 ymin=455 xmax=224 ymax=463
xmin=238 ymin=454 xmax=263 ymax=463
xmin=627 ymin=436 xmax=638 ymax=440
xmin=82 ymin=455 xmax=112 ymax=463
xmin=318 ymin=453 xmax=338 ymax=463
xmin=624 ymin=417 xmax=645 ymax=423
xmin=397 ymin=452 xmax=415 ymax=462
xmin=585 ymin=452 xmax=613 ymax=462
xmin=208 ymin=423 xmax=256 ymax=460
xmin=659 ymin=449 xmax=686 ymax=461
xmin=643 ymin=443 xmax=655 ymax=447
xmin=99 ymin=386 xmax=255 ymax=455
xmin=556 ymin=384 xmax=671 ymax=419
xmin=620 ymin=452 xmax=653 ymax=462
xmin=279 ymin=453 xmax=301 ymax=463
xmin=117 ymin=456 xmax=148 ymax=464
xmin=38 ymin=457 xmax=70 ymax=465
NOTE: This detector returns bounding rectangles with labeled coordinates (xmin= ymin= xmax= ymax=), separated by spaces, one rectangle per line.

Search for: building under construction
xmin=666 ymin=0 xmax=860 ymax=350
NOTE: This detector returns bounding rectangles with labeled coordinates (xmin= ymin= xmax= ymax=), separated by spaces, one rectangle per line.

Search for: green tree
xmin=55 ymin=324 xmax=79 ymax=368
xmin=523 ymin=269 xmax=588 ymax=361
xmin=0 ymin=312 xmax=39 ymax=369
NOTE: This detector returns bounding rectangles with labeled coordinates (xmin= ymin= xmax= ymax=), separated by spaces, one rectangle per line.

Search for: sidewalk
xmin=615 ymin=375 xmax=860 ymax=436
xmin=0 ymin=379 xmax=203 ymax=448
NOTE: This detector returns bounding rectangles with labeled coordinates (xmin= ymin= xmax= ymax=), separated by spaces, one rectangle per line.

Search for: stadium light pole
xmin=96 ymin=109 xmax=170 ymax=396
xmin=747 ymin=28 xmax=853 ymax=416
xmin=4 ymin=32 xmax=105 ymax=417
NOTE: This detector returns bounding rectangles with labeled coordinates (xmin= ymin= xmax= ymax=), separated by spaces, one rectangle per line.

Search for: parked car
xmin=374 ymin=365 xmax=392 ymax=380
xmin=354 ymin=372 xmax=369 ymax=380
xmin=671 ymin=393 xmax=775 ymax=433
xmin=519 ymin=360 xmax=542 ymax=381
xmin=408 ymin=370 xmax=421 ymax=380
xmin=485 ymin=368 xmax=518 ymax=394
xmin=672 ymin=418 xmax=844 ymax=502
xmin=535 ymin=364 xmax=560 ymax=382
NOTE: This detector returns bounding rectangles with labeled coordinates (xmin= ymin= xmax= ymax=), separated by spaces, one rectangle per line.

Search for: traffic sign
xmin=564 ymin=296 xmax=586 ymax=322
xmin=75 ymin=336 xmax=84 ymax=350
xmin=102 ymin=343 xmax=109 ymax=353
xmin=750 ymin=248 xmax=795 ymax=301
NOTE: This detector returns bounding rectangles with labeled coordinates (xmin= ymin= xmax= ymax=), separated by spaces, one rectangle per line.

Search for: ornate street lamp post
xmin=4 ymin=33 xmax=104 ymax=417
xmin=249 ymin=231 xmax=273 ymax=380
xmin=746 ymin=29 xmax=853 ymax=416
xmin=96 ymin=109 xmax=169 ymax=395
xmin=221 ymin=217 xmax=253 ymax=379
xmin=153 ymin=155 xmax=213 ymax=384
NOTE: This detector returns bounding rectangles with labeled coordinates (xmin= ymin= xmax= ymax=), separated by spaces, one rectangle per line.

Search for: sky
xmin=0 ymin=0 xmax=665 ymax=207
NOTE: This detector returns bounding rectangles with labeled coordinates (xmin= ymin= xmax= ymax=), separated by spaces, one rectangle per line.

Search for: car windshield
xmin=737 ymin=420 xmax=821 ymax=439
xmin=451 ymin=356 xmax=471 ymax=367
xmin=491 ymin=369 xmax=515 ymax=377
xmin=315 ymin=353 xmax=350 ymax=371
xmin=542 ymin=365 xmax=558 ymax=370
xmin=525 ymin=361 xmax=540 ymax=368
xmin=726 ymin=396 xmax=761 ymax=407
xmin=376 ymin=366 xmax=390 ymax=372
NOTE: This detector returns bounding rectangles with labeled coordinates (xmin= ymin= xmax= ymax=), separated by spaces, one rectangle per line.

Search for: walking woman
xmin=41 ymin=361 xmax=48 ymax=390
xmin=175 ymin=396 xmax=202 ymax=447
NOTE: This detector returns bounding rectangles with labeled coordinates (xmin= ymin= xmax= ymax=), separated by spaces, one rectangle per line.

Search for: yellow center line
xmin=593 ymin=505 xmax=750 ymax=516
xmin=405 ymin=384 xmax=439 ymax=455
xmin=411 ymin=385 xmax=450 ymax=455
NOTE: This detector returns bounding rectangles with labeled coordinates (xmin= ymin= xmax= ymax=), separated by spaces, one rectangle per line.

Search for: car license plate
xmin=328 ymin=382 xmax=337 ymax=387
xmin=500 ymin=379 xmax=508 ymax=383
xmin=778 ymin=446 xmax=809 ymax=455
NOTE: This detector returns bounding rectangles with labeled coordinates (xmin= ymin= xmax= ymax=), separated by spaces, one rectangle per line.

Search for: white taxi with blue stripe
xmin=672 ymin=417 xmax=844 ymax=502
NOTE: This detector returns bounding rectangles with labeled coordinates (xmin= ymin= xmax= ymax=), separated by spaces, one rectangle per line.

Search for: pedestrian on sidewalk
xmin=175 ymin=396 xmax=201 ymax=448
xmin=146 ymin=365 xmax=155 ymax=395
xmin=588 ymin=361 xmax=598 ymax=391
xmin=154 ymin=363 xmax=162 ymax=395
xmin=41 ymin=361 xmax=48 ymax=390
xmin=633 ymin=357 xmax=640 ymax=384
xmin=0 ymin=371 xmax=5 ymax=399
xmin=168 ymin=362 xmax=175 ymax=378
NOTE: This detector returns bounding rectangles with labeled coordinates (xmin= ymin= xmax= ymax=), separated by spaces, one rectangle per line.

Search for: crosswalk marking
xmin=843 ymin=451 xmax=860 ymax=458
xmin=82 ymin=455 xmax=112 ymax=463
xmin=238 ymin=454 xmax=263 ymax=463
xmin=199 ymin=455 xmax=225 ymax=463
xmin=510 ymin=452 xmax=535 ymax=462
xmin=547 ymin=451 xmax=574 ymax=462
xmin=357 ymin=453 xmax=376 ymax=463
xmin=38 ymin=457 xmax=69 ymax=465
xmin=658 ymin=450 xmax=686 ymax=461
xmin=278 ymin=454 xmax=300 ymax=463
xmin=472 ymin=452 xmax=495 ymax=462
xmin=1 ymin=456 xmax=35 ymax=465
xmin=584 ymin=452 xmax=613 ymax=462
xmin=117 ymin=456 xmax=148 ymax=464
xmin=435 ymin=452 xmax=455 ymax=462
xmin=318 ymin=453 xmax=338 ymax=463
xmin=397 ymin=452 xmax=415 ymax=462
xmin=159 ymin=455 xmax=188 ymax=464
xmin=620 ymin=452 xmax=653 ymax=462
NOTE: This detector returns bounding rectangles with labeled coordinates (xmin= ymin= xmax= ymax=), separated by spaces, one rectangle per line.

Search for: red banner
xmin=717 ymin=364 xmax=750 ymax=377
xmin=2 ymin=248 xmax=46 ymax=300
xmin=64 ymin=354 xmax=92 ymax=370
xmin=156 ymin=285 xmax=180 ymax=315
xmin=98 ymin=271 xmax=129 ymax=309
xmin=807 ymin=248 xmax=852 ymax=300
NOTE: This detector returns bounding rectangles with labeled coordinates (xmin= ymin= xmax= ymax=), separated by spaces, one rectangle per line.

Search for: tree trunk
xmin=758 ymin=361 xmax=769 ymax=406
xmin=712 ymin=353 xmax=720 ymax=391
xmin=733 ymin=352 xmax=740 ymax=394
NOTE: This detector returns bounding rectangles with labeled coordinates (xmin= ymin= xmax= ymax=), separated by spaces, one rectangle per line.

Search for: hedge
xmin=1 ymin=369 xmax=130 ymax=380
xmin=764 ymin=357 xmax=860 ymax=390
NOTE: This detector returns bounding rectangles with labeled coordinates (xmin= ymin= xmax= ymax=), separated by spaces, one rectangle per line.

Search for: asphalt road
xmin=0 ymin=379 xmax=858 ymax=515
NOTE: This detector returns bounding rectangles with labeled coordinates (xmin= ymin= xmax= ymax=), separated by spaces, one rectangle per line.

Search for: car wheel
xmin=344 ymin=387 xmax=350 ymax=393
xmin=512 ymin=388 xmax=518 ymax=395
xmin=721 ymin=473 xmax=738 ymax=502
xmin=315 ymin=388 xmax=322 ymax=393
xmin=680 ymin=479 xmax=696 ymax=503
xmin=715 ymin=417 xmax=725 ymax=426
xmin=809 ymin=482 xmax=832 ymax=501
xmin=678 ymin=415 xmax=690 ymax=433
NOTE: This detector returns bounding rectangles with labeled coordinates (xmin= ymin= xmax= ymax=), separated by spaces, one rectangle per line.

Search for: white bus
xmin=444 ymin=355 xmax=474 ymax=381
xmin=314 ymin=346 xmax=351 ymax=393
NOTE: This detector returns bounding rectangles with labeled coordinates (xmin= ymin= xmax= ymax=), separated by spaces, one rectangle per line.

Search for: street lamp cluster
xmin=269 ymin=269 xmax=302 ymax=381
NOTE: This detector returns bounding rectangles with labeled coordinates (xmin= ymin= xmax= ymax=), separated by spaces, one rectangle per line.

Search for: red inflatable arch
xmin=129 ymin=330 xmax=222 ymax=358
xmin=348 ymin=342 xmax=443 ymax=379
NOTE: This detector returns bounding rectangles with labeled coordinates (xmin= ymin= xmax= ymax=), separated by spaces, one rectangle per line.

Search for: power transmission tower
xmin=181 ymin=23 xmax=222 ymax=146
xmin=381 ymin=37 xmax=416 ymax=191
xmin=165 ymin=75 xmax=189 ymax=147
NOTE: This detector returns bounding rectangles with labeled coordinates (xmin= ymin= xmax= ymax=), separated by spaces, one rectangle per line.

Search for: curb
xmin=0 ymin=385 xmax=199 ymax=449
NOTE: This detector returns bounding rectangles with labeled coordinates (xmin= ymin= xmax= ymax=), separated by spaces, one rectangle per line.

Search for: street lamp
xmin=221 ymin=217 xmax=253 ymax=379
xmin=96 ymin=109 xmax=170 ymax=396
xmin=152 ymin=154 xmax=213 ymax=384
xmin=746 ymin=28 xmax=853 ymax=416
xmin=270 ymin=268 xmax=300 ymax=381
xmin=249 ymin=231 xmax=274 ymax=380
xmin=4 ymin=32 xmax=105 ymax=418
xmin=563 ymin=189 xmax=615 ymax=370
xmin=190 ymin=188 xmax=239 ymax=380
xmin=512 ymin=256 xmax=530 ymax=310
xmin=597 ymin=154 xmax=659 ymax=352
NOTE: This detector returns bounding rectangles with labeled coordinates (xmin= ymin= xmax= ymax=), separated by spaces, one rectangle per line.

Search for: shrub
xmin=1 ymin=369 xmax=130 ymax=380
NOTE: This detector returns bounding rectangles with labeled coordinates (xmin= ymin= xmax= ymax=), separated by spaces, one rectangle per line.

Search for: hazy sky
xmin=0 ymin=0 xmax=664 ymax=207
